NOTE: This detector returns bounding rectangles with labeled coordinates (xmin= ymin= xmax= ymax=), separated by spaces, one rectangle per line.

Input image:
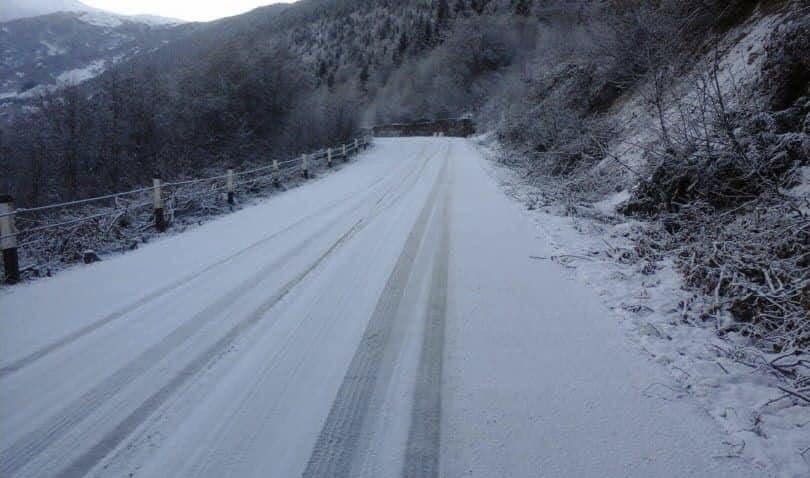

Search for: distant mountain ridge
xmin=0 ymin=0 xmax=182 ymax=24
xmin=1 ymin=0 xmax=96 ymax=22
xmin=0 ymin=8 xmax=190 ymax=102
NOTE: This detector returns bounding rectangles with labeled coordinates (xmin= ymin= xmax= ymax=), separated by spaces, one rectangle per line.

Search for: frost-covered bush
xmin=484 ymin=0 xmax=809 ymax=351
xmin=619 ymin=15 xmax=810 ymax=349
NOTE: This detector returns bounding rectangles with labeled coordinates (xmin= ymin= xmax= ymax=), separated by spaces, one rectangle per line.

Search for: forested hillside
xmin=5 ymin=0 xmax=805 ymax=207
xmin=1 ymin=0 xmax=541 ymax=204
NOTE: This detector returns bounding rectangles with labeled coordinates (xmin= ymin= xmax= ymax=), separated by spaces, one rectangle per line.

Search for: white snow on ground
xmin=16 ymin=84 xmax=53 ymax=99
xmin=593 ymin=189 xmax=630 ymax=216
xmin=39 ymin=40 xmax=67 ymax=56
xmin=592 ymin=11 xmax=789 ymax=192
xmin=713 ymin=11 xmax=783 ymax=96
xmin=785 ymin=166 xmax=810 ymax=201
xmin=4 ymin=57 xmax=121 ymax=101
xmin=56 ymin=59 xmax=107 ymax=86
xmin=78 ymin=11 xmax=123 ymax=28
xmin=128 ymin=14 xmax=185 ymax=26
xmin=475 ymin=138 xmax=810 ymax=477
xmin=0 ymin=138 xmax=775 ymax=477
xmin=76 ymin=10 xmax=183 ymax=27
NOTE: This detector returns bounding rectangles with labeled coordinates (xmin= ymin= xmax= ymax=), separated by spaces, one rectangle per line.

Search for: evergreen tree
xmin=513 ymin=0 xmax=533 ymax=16
xmin=359 ymin=63 xmax=369 ymax=87
xmin=437 ymin=0 xmax=450 ymax=29
xmin=471 ymin=0 xmax=488 ymax=14
xmin=423 ymin=20 xmax=434 ymax=49
xmin=394 ymin=31 xmax=408 ymax=65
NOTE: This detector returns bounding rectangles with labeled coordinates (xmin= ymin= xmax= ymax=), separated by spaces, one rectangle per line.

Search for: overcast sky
xmin=82 ymin=0 xmax=290 ymax=22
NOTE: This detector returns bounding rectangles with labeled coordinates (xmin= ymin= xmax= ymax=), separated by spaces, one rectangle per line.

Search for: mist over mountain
xmin=0 ymin=0 xmax=96 ymax=21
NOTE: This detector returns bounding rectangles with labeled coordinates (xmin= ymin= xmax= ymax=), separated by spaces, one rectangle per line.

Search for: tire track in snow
xmin=56 ymin=144 xmax=444 ymax=478
xmin=0 ymin=215 xmax=351 ymax=478
xmin=0 ymin=141 xmax=439 ymax=478
xmin=0 ymin=148 xmax=421 ymax=380
xmin=0 ymin=198 xmax=347 ymax=380
xmin=402 ymin=157 xmax=451 ymax=478
xmin=155 ymin=141 xmax=445 ymax=478
xmin=56 ymin=218 xmax=368 ymax=478
xmin=302 ymin=153 xmax=449 ymax=478
xmin=0 ymin=146 xmax=432 ymax=477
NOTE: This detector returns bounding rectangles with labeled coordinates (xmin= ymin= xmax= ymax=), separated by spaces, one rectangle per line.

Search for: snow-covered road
xmin=0 ymin=138 xmax=766 ymax=477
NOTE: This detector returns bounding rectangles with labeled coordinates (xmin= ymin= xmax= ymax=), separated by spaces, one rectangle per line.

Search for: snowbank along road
xmin=0 ymin=138 xmax=769 ymax=477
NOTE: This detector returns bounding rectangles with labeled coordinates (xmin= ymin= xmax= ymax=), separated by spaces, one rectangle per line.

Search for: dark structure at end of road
xmin=372 ymin=118 xmax=475 ymax=138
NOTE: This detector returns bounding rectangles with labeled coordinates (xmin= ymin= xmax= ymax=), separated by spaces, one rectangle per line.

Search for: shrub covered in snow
xmin=489 ymin=0 xmax=809 ymax=421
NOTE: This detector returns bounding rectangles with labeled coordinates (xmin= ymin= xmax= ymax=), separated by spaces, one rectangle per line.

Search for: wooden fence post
xmin=153 ymin=177 xmax=167 ymax=232
xmin=302 ymin=153 xmax=309 ymax=179
xmin=273 ymin=160 xmax=280 ymax=187
xmin=354 ymin=138 xmax=359 ymax=154
xmin=327 ymin=148 xmax=333 ymax=168
xmin=343 ymin=144 xmax=348 ymax=162
xmin=226 ymin=169 xmax=235 ymax=205
xmin=0 ymin=195 xmax=20 ymax=284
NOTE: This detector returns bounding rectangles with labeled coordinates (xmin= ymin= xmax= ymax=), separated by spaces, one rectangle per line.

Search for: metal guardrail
xmin=0 ymin=136 xmax=373 ymax=283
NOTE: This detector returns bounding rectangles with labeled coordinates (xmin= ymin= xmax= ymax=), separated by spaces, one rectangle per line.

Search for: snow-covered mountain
xmin=2 ymin=0 xmax=185 ymax=25
xmin=0 ymin=9 xmax=189 ymax=101
xmin=0 ymin=0 xmax=96 ymax=22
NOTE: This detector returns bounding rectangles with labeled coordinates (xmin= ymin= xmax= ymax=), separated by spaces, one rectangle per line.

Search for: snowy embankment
xmin=475 ymin=135 xmax=810 ymax=477
xmin=0 ymin=138 xmax=771 ymax=477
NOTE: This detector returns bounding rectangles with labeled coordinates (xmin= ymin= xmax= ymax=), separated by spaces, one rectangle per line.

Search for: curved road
xmin=0 ymin=138 xmax=766 ymax=477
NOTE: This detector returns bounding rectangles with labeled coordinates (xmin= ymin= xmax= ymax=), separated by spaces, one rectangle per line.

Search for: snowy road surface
xmin=0 ymin=138 xmax=766 ymax=477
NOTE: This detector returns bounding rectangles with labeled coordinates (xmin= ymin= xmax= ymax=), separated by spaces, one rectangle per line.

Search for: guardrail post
xmin=354 ymin=138 xmax=359 ymax=154
xmin=302 ymin=154 xmax=309 ymax=179
xmin=327 ymin=148 xmax=333 ymax=168
xmin=153 ymin=177 xmax=167 ymax=232
xmin=343 ymin=144 xmax=348 ymax=162
xmin=273 ymin=160 xmax=280 ymax=187
xmin=226 ymin=169 xmax=235 ymax=205
xmin=0 ymin=195 xmax=20 ymax=284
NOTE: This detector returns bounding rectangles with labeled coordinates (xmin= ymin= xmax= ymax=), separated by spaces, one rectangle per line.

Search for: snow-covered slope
xmin=0 ymin=0 xmax=94 ymax=22
xmin=0 ymin=0 xmax=181 ymax=24
xmin=0 ymin=10 xmax=189 ymax=102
